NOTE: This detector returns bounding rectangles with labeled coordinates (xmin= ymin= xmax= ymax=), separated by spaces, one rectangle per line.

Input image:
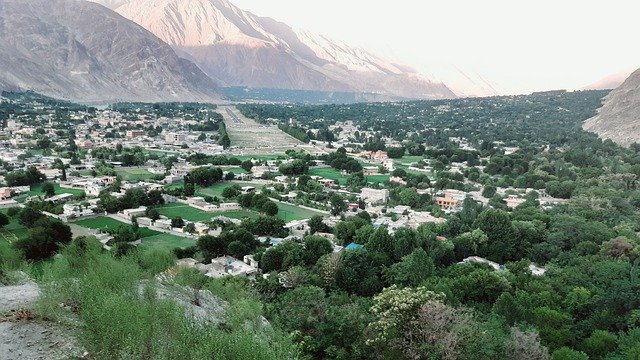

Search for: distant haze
xmin=232 ymin=0 xmax=640 ymax=95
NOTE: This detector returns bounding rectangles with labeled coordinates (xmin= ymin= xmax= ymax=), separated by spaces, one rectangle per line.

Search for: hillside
xmin=583 ymin=68 xmax=640 ymax=146
xmin=0 ymin=0 xmax=219 ymax=103
xmin=99 ymin=0 xmax=456 ymax=100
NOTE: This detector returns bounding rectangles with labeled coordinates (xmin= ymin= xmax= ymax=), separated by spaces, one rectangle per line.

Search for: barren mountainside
xmin=0 ymin=0 xmax=219 ymax=103
xmin=583 ymin=68 xmax=640 ymax=147
xmin=104 ymin=0 xmax=456 ymax=99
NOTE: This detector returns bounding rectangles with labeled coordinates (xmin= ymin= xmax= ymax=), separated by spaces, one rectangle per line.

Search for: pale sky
xmin=232 ymin=0 xmax=640 ymax=95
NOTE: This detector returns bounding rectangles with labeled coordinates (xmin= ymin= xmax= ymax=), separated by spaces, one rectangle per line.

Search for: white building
xmin=360 ymin=188 xmax=390 ymax=204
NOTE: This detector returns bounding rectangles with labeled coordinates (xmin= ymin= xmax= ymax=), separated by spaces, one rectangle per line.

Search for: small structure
xmin=0 ymin=187 xmax=12 ymax=201
xmin=361 ymin=188 xmax=389 ymax=204
xmin=204 ymin=256 xmax=258 ymax=278
xmin=345 ymin=242 xmax=364 ymax=251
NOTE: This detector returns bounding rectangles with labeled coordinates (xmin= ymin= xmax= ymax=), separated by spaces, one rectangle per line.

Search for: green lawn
xmin=156 ymin=204 xmax=216 ymax=222
xmin=140 ymin=233 xmax=195 ymax=250
xmin=156 ymin=203 xmax=259 ymax=222
xmin=73 ymin=217 xmax=159 ymax=238
xmin=234 ymin=155 xmax=284 ymax=161
xmin=197 ymin=182 xmax=262 ymax=199
xmin=0 ymin=209 xmax=28 ymax=243
xmin=309 ymin=168 xmax=388 ymax=184
xmin=309 ymin=168 xmax=348 ymax=184
xmin=394 ymin=156 xmax=425 ymax=165
xmin=116 ymin=168 xmax=157 ymax=182
xmin=276 ymin=202 xmax=325 ymax=221
xmin=29 ymin=183 xmax=85 ymax=197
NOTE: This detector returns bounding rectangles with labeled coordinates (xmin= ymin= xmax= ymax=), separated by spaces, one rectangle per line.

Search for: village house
xmin=435 ymin=190 xmax=466 ymax=211
xmin=360 ymin=188 xmax=389 ymax=204
xmin=0 ymin=187 xmax=11 ymax=201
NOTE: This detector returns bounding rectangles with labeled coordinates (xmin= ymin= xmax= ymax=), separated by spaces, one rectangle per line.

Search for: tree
xmin=385 ymin=248 xmax=435 ymax=287
xmin=15 ymin=218 xmax=72 ymax=261
xmin=222 ymin=185 xmax=241 ymax=199
xmin=482 ymin=185 xmax=497 ymax=198
xmin=303 ymin=235 xmax=333 ymax=266
xmin=0 ymin=212 xmax=9 ymax=229
xmin=261 ymin=201 xmax=279 ymax=216
xmin=42 ymin=182 xmax=56 ymax=197
xmin=551 ymin=347 xmax=588 ymax=360
xmin=197 ymin=235 xmax=227 ymax=262
xmin=505 ymin=328 xmax=550 ymax=360
xmin=335 ymin=249 xmax=384 ymax=296
xmin=183 ymin=223 xmax=196 ymax=234
xmin=329 ymin=193 xmax=346 ymax=216
xmin=171 ymin=217 xmax=185 ymax=228
xmin=240 ymin=160 xmax=254 ymax=172
xmin=308 ymin=215 xmax=330 ymax=234
xmin=146 ymin=208 xmax=160 ymax=221
xmin=474 ymin=208 xmax=516 ymax=262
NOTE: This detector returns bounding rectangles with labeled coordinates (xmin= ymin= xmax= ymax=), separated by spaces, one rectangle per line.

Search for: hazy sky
xmin=232 ymin=0 xmax=639 ymax=95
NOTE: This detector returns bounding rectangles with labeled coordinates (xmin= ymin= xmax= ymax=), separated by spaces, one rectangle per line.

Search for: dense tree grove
xmin=232 ymin=90 xmax=640 ymax=359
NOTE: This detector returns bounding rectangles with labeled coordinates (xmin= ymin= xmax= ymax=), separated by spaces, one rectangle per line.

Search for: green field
xmin=394 ymin=156 xmax=425 ymax=165
xmin=276 ymin=202 xmax=325 ymax=221
xmin=309 ymin=168 xmax=389 ymax=185
xmin=140 ymin=233 xmax=195 ymax=250
xmin=0 ymin=209 xmax=28 ymax=243
xmin=197 ymin=182 xmax=262 ymax=199
xmin=73 ymin=217 xmax=160 ymax=238
xmin=156 ymin=203 xmax=259 ymax=222
xmin=221 ymin=166 xmax=248 ymax=174
xmin=309 ymin=168 xmax=348 ymax=184
xmin=29 ymin=183 xmax=86 ymax=197
xmin=235 ymin=155 xmax=284 ymax=161
xmin=116 ymin=168 xmax=157 ymax=181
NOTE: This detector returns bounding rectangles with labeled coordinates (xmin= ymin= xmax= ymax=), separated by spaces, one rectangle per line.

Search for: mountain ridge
xmin=0 ymin=0 xmax=219 ymax=103
xmin=100 ymin=0 xmax=456 ymax=100
xmin=583 ymin=68 xmax=640 ymax=147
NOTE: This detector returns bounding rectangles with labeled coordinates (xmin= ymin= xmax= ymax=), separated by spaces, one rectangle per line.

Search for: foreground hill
xmin=583 ymin=68 xmax=640 ymax=146
xmin=0 ymin=0 xmax=219 ymax=103
xmin=99 ymin=0 xmax=456 ymax=100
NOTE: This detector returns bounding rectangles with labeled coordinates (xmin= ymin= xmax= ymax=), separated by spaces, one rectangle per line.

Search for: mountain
xmin=582 ymin=69 xmax=635 ymax=91
xmin=0 ymin=0 xmax=219 ymax=103
xmin=583 ymin=68 xmax=640 ymax=147
xmin=96 ymin=0 xmax=456 ymax=100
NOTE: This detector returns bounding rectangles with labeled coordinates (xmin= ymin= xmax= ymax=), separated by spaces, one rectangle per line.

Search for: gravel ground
xmin=0 ymin=281 xmax=85 ymax=360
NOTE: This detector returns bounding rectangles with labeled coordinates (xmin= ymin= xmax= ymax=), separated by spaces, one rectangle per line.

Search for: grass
xmin=73 ymin=217 xmax=160 ymax=238
xmin=28 ymin=183 xmax=85 ymax=197
xmin=275 ymin=202 xmax=325 ymax=221
xmin=156 ymin=203 xmax=259 ymax=222
xmin=140 ymin=233 xmax=195 ymax=250
xmin=394 ymin=155 xmax=425 ymax=165
xmin=197 ymin=182 xmax=262 ymax=199
xmin=0 ymin=209 xmax=28 ymax=243
xmin=309 ymin=167 xmax=389 ymax=184
xmin=116 ymin=168 xmax=157 ymax=182
xmin=309 ymin=168 xmax=348 ymax=184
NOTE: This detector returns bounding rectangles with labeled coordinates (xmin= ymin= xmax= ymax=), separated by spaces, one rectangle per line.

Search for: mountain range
xmin=93 ymin=0 xmax=456 ymax=100
xmin=583 ymin=68 xmax=640 ymax=147
xmin=0 ymin=0 xmax=219 ymax=103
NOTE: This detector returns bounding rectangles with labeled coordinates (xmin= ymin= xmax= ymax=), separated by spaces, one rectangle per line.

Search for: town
xmin=2 ymin=89 xmax=639 ymax=359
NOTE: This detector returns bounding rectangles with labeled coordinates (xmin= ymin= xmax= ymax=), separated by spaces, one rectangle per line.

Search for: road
xmin=225 ymin=107 xmax=244 ymax=125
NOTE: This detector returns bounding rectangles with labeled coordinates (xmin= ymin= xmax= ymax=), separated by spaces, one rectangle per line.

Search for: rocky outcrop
xmin=583 ymin=68 xmax=640 ymax=147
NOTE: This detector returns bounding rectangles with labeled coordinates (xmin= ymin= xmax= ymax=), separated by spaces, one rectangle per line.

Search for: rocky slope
xmin=101 ymin=0 xmax=456 ymax=99
xmin=583 ymin=69 xmax=634 ymax=90
xmin=0 ymin=0 xmax=219 ymax=103
xmin=583 ymin=68 xmax=640 ymax=147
